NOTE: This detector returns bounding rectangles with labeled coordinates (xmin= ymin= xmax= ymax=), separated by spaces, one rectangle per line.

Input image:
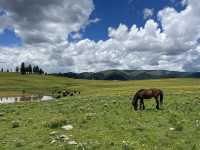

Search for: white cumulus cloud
xmin=0 ymin=0 xmax=94 ymax=44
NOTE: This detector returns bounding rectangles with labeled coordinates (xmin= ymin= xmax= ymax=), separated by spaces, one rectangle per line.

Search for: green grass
xmin=0 ymin=73 xmax=200 ymax=149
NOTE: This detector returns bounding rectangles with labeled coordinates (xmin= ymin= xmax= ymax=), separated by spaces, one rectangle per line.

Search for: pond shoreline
xmin=0 ymin=95 xmax=54 ymax=104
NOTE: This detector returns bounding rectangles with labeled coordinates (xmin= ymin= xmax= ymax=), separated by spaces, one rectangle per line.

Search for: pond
xmin=0 ymin=95 xmax=54 ymax=104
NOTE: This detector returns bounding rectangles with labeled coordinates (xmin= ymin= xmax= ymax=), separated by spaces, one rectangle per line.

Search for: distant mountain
xmin=53 ymin=70 xmax=200 ymax=80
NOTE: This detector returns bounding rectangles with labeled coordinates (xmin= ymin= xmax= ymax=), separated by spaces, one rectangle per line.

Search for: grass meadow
xmin=0 ymin=73 xmax=199 ymax=149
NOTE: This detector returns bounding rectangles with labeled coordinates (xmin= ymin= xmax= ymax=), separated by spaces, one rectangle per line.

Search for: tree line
xmin=16 ymin=62 xmax=45 ymax=75
xmin=0 ymin=68 xmax=12 ymax=72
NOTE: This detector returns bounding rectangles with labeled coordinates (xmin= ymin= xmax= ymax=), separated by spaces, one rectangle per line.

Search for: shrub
xmin=15 ymin=139 xmax=24 ymax=147
xmin=45 ymin=117 xmax=67 ymax=128
xmin=12 ymin=121 xmax=20 ymax=128
xmin=175 ymin=121 xmax=184 ymax=131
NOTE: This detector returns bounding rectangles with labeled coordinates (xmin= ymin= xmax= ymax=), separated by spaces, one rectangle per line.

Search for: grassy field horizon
xmin=0 ymin=73 xmax=200 ymax=149
xmin=1 ymin=72 xmax=200 ymax=97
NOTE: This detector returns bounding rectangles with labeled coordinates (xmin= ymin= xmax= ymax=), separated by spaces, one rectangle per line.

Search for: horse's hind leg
xmin=155 ymin=97 xmax=160 ymax=109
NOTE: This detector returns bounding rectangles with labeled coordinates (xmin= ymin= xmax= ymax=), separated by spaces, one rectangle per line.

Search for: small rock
xmin=60 ymin=134 xmax=66 ymax=138
xmin=62 ymin=125 xmax=73 ymax=131
xmin=112 ymin=100 xmax=117 ymax=104
xmin=0 ymin=112 xmax=5 ymax=116
xmin=57 ymin=134 xmax=70 ymax=142
xmin=50 ymin=140 xmax=56 ymax=144
xmin=0 ymin=117 xmax=7 ymax=121
xmin=59 ymin=134 xmax=69 ymax=140
xmin=68 ymin=140 xmax=77 ymax=145
xmin=49 ymin=131 xmax=57 ymax=136
xmin=169 ymin=127 xmax=175 ymax=131
xmin=64 ymin=137 xmax=69 ymax=141
xmin=104 ymin=103 xmax=108 ymax=108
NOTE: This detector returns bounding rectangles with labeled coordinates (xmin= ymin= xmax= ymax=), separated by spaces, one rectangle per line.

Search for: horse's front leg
xmin=142 ymin=99 xmax=145 ymax=110
xmin=155 ymin=97 xmax=160 ymax=109
xmin=139 ymin=99 xmax=142 ymax=110
xmin=140 ymin=98 xmax=145 ymax=110
xmin=139 ymin=98 xmax=145 ymax=110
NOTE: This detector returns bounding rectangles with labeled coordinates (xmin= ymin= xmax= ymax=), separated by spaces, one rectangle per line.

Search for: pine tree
xmin=25 ymin=65 xmax=29 ymax=74
xmin=20 ymin=62 xmax=26 ymax=75
xmin=33 ymin=66 xmax=36 ymax=74
xmin=28 ymin=64 xmax=32 ymax=74
xmin=35 ymin=66 xmax=40 ymax=74
xmin=16 ymin=66 xmax=19 ymax=73
xmin=39 ymin=68 xmax=44 ymax=74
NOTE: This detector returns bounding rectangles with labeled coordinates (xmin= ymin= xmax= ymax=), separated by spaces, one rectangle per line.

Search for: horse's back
xmin=135 ymin=88 xmax=162 ymax=97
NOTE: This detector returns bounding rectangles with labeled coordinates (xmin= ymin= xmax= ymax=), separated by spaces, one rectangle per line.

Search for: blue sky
xmin=0 ymin=28 xmax=22 ymax=47
xmin=82 ymin=0 xmax=185 ymax=41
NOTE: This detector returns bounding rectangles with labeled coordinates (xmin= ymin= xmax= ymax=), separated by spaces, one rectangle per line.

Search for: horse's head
xmin=132 ymin=94 xmax=138 ymax=110
xmin=132 ymin=89 xmax=144 ymax=111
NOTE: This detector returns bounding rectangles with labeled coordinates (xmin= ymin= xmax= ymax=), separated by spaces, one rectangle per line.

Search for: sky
xmin=0 ymin=0 xmax=200 ymax=73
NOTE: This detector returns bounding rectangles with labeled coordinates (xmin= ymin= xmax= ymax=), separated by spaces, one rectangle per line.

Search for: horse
xmin=132 ymin=88 xmax=163 ymax=110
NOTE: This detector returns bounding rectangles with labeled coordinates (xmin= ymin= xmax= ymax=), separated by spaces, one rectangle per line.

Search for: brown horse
xmin=132 ymin=88 xmax=163 ymax=110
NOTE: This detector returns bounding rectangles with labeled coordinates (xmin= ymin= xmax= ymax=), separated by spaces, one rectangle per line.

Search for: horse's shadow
xmin=144 ymin=108 xmax=164 ymax=112
xmin=131 ymin=107 xmax=164 ymax=112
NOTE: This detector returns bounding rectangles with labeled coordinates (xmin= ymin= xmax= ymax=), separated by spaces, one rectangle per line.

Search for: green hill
xmin=57 ymin=69 xmax=198 ymax=80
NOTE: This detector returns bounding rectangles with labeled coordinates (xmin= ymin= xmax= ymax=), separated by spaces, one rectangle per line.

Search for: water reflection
xmin=0 ymin=95 xmax=54 ymax=104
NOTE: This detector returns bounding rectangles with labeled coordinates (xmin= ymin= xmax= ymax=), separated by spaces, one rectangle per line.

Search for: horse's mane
xmin=132 ymin=89 xmax=145 ymax=109
xmin=133 ymin=89 xmax=144 ymax=101
xmin=136 ymin=89 xmax=145 ymax=94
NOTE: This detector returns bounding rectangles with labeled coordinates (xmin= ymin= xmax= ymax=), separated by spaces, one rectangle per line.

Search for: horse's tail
xmin=160 ymin=90 xmax=164 ymax=105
